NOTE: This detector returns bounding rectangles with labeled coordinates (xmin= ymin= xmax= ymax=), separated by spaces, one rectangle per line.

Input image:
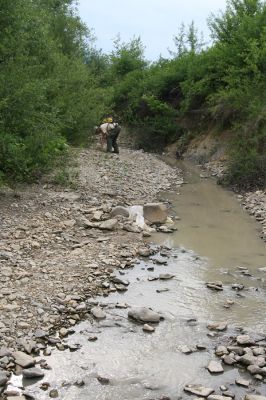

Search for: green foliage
xmin=108 ymin=1 xmax=266 ymax=188
xmin=0 ymin=0 xmax=111 ymax=182
xmin=1 ymin=0 xmax=265 ymax=188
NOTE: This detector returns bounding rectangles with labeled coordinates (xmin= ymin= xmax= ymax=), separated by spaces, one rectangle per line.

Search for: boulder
xmin=143 ymin=203 xmax=168 ymax=224
xmin=245 ymin=396 xmax=266 ymax=400
xmin=111 ymin=206 xmax=129 ymax=218
xmin=128 ymin=307 xmax=161 ymax=323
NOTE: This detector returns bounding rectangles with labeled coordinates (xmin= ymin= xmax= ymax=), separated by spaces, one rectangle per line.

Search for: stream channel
xmin=12 ymin=160 xmax=266 ymax=400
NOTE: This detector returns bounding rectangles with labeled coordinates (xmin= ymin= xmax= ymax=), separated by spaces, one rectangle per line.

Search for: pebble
xmin=59 ymin=328 xmax=68 ymax=338
xmin=143 ymin=324 xmax=155 ymax=333
xmin=207 ymin=322 xmax=227 ymax=331
xmin=49 ymin=389 xmax=59 ymax=398
xmin=91 ymin=307 xmax=106 ymax=320
xmin=179 ymin=345 xmax=192 ymax=354
xmin=159 ymin=274 xmax=175 ymax=280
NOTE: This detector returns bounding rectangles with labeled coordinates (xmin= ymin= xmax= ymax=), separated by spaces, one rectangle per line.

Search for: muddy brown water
xmin=11 ymin=161 xmax=266 ymax=400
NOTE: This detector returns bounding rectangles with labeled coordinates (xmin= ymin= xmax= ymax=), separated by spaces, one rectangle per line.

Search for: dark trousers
xmin=107 ymin=132 xmax=119 ymax=153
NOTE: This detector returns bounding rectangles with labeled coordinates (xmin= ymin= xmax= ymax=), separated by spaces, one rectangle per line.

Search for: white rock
xmin=143 ymin=324 xmax=155 ymax=332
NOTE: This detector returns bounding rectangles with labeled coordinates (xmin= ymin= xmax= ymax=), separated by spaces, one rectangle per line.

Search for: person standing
xmin=106 ymin=122 xmax=121 ymax=154
xmin=98 ymin=119 xmax=121 ymax=154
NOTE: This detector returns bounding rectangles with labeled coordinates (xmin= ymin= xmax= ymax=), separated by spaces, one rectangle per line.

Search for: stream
xmin=12 ymin=160 xmax=266 ymax=400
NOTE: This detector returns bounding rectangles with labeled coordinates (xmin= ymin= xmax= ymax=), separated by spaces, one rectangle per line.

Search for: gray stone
xmin=0 ymin=347 xmax=11 ymax=357
xmin=239 ymin=354 xmax=258 ymax=366
xmin=253 ymin=347 xmax=265 ymax=356
xmin=179 ymin=345 xmax=192 ymax=354
xmin=59 ymin=328 xmax=68 ymax=337
xmin=236 ymin=378 xmax=249 ymax=387
xmin=215 ymin=346 xmax=228 ymax=356
xmin=223 ymin=392 xmax=235 ymax=399
xmin=184 ymin=384 xmax=215 ymax=397
xmin=111 ymin=276 xmax=129 ymax=286
xmin=49 ymin=389 xmax=59 ymax=398
xmin=138 ymin=248 xmax=151 ymax=257
xmin=91 ymin=307 xmax=106 ymax=320
xmin=22 ymin=367 xmax=45 ymax=378
xmin=143 ymin=203 xmax=168 ymax=224
xmin=245 ymin=396 xmax=266 ymax=400
xmin=207 ymin=322 xmax=227 ymax=331
xmin=7 ymin=397 xmax=26 ymax=400
xmin=99 ymin=219 xmax=118 ymax=231
xmin=12 ymin=351 xmax=35 ymax=368
xmin=227 ymin=346 xmax=244 ymax=355
xmin=207 ymin=361 xmax=224 ymax=373
xmin=208 ymin=396 xmax=232 ymax=400
xmin=159 ymin=273 xmax=175 ymax=280
xmin=247 ymin=364 xmax=262 ymax=375
xmin=237 ymin=335 xmax=255 ymax=345
xmin=0 ymin=371 xmax=8 ymax=386
xmin=111 ymin=206 xmax=129 ymax=218
xmin=222 ymin=355 xmax=236 ymax=365
xmin=206 ymin=282 xmax=223 ymax=291
xmin=128 ymin=307 xmax=161 ymax=323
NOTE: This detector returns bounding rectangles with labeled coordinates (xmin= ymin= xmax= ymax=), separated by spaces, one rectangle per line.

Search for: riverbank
xmin=0 ymin=148 xmax=181 ymax=352
xmin=1 ymin=147 xmax=266 ymax=400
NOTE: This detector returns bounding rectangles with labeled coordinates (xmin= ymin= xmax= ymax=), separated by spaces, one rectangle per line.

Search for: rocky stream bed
xmin=0 ymin=148 xmax=265 ymax=400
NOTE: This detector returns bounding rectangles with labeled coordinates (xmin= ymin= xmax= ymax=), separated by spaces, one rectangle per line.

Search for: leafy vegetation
xmin=0 ymin=0 xmax=265 ymax=188
xmin=0 ymin=0 xmax=109 ymax=182
xmin=108 ymin=0 xmax=266 ymax=188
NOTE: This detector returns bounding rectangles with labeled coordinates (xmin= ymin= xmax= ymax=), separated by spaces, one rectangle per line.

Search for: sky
xmin=77 ymin=0 xmax=228 ymax=60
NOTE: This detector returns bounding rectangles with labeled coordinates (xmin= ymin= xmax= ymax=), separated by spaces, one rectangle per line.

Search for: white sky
xmin=77 ymin=0 xmax=228 ymax=60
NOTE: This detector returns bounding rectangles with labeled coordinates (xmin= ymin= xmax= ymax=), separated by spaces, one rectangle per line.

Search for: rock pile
xmin=238 ymin=190 xmax=266 ymax=241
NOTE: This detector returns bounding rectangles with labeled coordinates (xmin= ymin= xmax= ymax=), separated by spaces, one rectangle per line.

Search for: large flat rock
xmin=184 ymin=384 xmax=215 ymax=397
xmin=12 ymin=351 xmax=36 ymax=368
